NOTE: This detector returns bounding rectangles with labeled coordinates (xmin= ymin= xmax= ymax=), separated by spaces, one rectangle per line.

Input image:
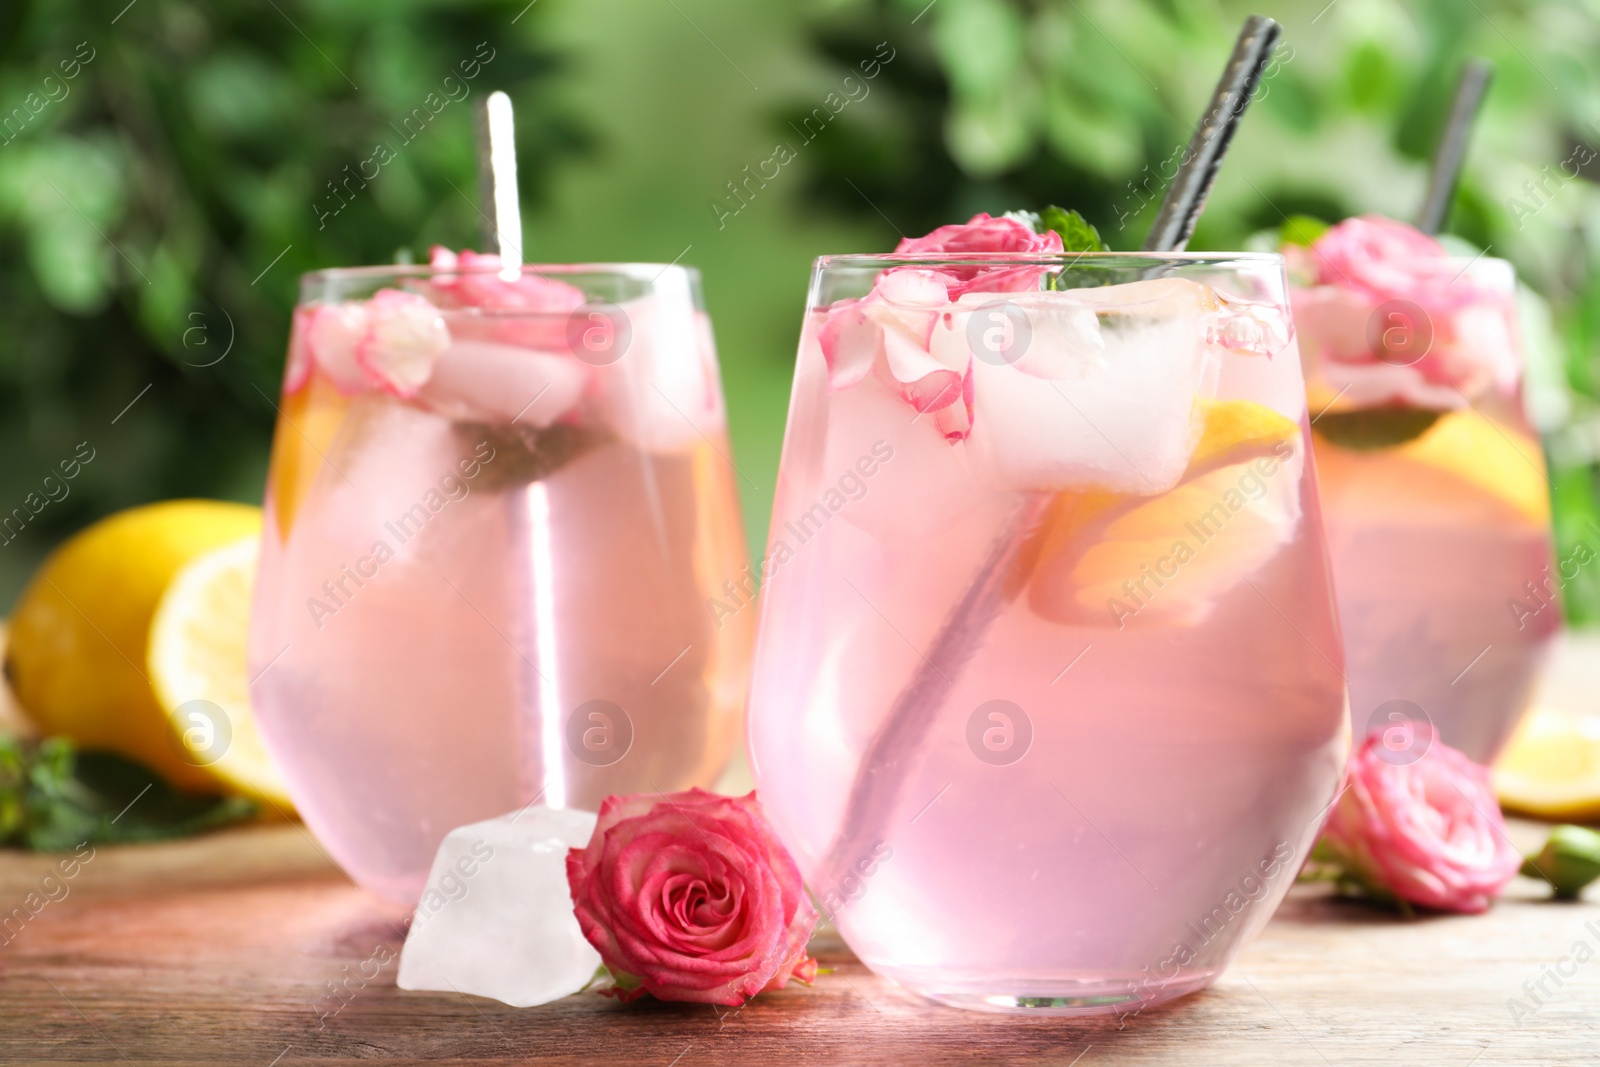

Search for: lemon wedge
xmin=1495 ymin=705 xmax=1600 ymax=821
xmin=148 ymin=536 xmax=294 ymax=808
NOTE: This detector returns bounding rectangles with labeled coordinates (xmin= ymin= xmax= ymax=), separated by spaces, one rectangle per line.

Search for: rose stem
xmin=475 ymin=90 xmax=524 ymax=274
xmin=1414 ymin=59 xmax=1494 ymax=236
xmin=819 ymin=15 xmax=1283 ymax=890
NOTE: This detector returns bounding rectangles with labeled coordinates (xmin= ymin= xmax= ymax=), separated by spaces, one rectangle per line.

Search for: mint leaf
xmin=1280 ymin=214 xmax=1329 ymax=247
xmin=1311 ymin=408 xmax=1441 ymax=450
xmin=0 ymin=734 xmax=256 ymax=851
xmin=1039 ymin=206 xmax=1109 ymax=253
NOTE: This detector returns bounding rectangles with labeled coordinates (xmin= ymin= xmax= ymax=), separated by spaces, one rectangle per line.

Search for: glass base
xmin=872 ymin=966 xmax=1219 ymax=1016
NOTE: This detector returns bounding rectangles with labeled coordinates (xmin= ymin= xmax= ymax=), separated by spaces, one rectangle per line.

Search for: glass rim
xmin=1288 ymin=252 xmax=1516 ymax=291
xmin=299 ymin=261 xmax=699 ymax=285
xmin=814 ymin=250 xmax=1286 ymax=270
xmin=1286 ymin=250 xmax=1513 ymax=270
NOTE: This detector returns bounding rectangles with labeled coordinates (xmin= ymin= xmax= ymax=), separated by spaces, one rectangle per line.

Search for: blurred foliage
xmin=792 ymin=0 xmax=1600 ymax=621
xmin=0 ymin=0 xmax=585 ymax=600
xmin=0 ymin=735 xmax=254 ymax=851
xmin=4 ymin=0 xmax=1600 ymax=625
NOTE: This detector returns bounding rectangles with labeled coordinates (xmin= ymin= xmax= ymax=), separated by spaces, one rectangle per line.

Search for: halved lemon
xmin=4 ymin=501 xmax=263 ymax=791
xmin=148 ymin=536 xmax=294 ymax=808
xmin=1495 ymin=705 xmax=1600 ymax=821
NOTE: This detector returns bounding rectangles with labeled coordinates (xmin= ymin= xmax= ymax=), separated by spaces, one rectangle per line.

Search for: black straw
xmin=818 ymin=15 xmax=1288 ymax=891
xmin=1142 ymin=15 xmax=1282 ymax=253
xmin=1415 ymin=59 xmax=1494 ymax=236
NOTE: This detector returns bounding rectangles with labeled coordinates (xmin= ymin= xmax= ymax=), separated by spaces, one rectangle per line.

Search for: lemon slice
xmin=1398 ymin=408 xmax=1550 ymax=526
xmin=1495 ymin=705 xmax=1600 ymax=821
xmin=1020 ymin=399 xmax=1301 ymax=626
xmin=265 ymin=372 xmax=353 ymax=542
xmin=148 ymin=537 xmax=294 ymax=808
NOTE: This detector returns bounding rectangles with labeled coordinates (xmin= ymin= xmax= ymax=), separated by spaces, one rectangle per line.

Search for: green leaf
xmin=1311 ymin=408 xmax=1441 ymax=450
xmin=1280 ymin=214 xmax=1330 ymax=247
xmin=0 ymin=735 xmax=256 ymax=852
xmin=1038 ymin=206 xmax=1108 ymax=253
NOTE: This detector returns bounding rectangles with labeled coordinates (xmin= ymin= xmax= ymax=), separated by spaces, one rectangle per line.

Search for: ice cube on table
xmin=397 ymin=806 xmax=601 ymax=1008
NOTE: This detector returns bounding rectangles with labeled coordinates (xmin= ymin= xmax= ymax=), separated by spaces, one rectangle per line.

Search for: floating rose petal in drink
xmin=357 ymin=289 xmax=450 ymax=398
xmin=305 ymin=301 xmax=374 ymax=394
xmin=284 ymin=306 xmax=315 ymax=394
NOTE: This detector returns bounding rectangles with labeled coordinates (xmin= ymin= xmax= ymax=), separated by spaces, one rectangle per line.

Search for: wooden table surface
xmin=1 ymin=820 xmax=1596 ymax=1066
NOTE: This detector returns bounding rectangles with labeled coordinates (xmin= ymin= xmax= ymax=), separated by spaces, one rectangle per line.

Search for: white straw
xmin=480 ymin=90 xmax=524 ymax=279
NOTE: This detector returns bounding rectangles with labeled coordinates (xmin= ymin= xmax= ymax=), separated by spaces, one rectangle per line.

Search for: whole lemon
xmin=4 ymin=500 xmax=262 ymax=791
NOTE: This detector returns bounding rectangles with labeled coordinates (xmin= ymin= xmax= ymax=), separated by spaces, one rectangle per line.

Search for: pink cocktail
xmin=1289 ymin=216 xmax=1559 ymax=762
xmin=248 ymin=253 xmax=753 ymax=902
xmin=747 ymin=247 xmax=1349 ymax=1012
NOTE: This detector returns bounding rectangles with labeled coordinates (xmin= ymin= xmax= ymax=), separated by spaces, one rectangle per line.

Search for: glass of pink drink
xmin=1288 ymin=216 xmax=1559 ymax=763
xmin=248 ymin=252 xmax=753 ymax=902
xmin=747 ymin=245 xmax=1349 ymax=1012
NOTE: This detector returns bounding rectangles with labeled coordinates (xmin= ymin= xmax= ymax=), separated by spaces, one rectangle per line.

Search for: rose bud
xmin=1318 ymin=727 xmax=1521 ymax=913
xmin=566 ymin=788 xmax=817 ymax=1005
xmin=1522 ymin=825 xmax=1600 ymax=900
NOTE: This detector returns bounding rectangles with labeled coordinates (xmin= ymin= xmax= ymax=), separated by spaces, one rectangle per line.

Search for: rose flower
xmin=1318 ymin=727 xmax=1522 ymax=914
xmin=566 ymin=789 xmax=818 ymax=1005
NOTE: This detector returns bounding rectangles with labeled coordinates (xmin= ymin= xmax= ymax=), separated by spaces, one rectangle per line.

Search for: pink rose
xmin=1309 ymin=214 xmax=1450 ymax=298
xmin=1292 ymin=215 xmax=1522 ymax=408
xmin=814 ymin=215 xmax=1071 ymax=441
xmin=566 ymin=789 xmax=818 ymax=1006
xmin=1318 ymin=728 xmax=1521 ymax=913
xmin=894 ymin=212 xmax=1064 ymax=297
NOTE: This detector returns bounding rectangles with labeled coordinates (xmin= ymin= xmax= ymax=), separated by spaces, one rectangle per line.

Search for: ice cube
xmin=821 ymin=372 xmax=982 ymax=543
xmin=417 ymin=340 xmax=588 ymax=426
xmin=592 ymin=291 xmax=726 ymax=452
xmin=930 ymin=290 xmax=1105 ymax=380
xmin=964 ymin=280 xmax=1220 ymax=494
xmin=396 ymin=806 xmax=601 ymax=1008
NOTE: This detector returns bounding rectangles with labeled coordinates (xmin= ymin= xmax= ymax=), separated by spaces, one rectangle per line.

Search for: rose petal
xmin=304 ymin=300 xmax=373 ymax=394
xmin=283 ymin=305 xmax=315 ymax=394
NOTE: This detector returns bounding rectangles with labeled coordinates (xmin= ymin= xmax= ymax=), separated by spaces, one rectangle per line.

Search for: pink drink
xmin=248 ymin=258 xmax=753 ymax=902
xmin=1289 ymin=224 xmax=1559 ymax=762
xmin=747 ymin=253 xmax=1349 ymax=1012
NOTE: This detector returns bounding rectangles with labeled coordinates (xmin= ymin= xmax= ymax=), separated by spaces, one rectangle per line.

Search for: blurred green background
xmin=2 ymin=0 xmax=1598 ymax=617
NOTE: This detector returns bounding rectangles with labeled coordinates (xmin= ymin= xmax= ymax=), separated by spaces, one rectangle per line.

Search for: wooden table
xmin=2 ymin=820 xmax=1596 ymax=1065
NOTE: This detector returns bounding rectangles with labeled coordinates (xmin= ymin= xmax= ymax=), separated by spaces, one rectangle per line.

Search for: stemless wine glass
xmin=747 ymin=251 xmax=1349 ymax=1013
xmin=1290 ymin=237 xmax=1558 ymax=762
xmin=248 ymin=257 xmax=754 ymax=902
